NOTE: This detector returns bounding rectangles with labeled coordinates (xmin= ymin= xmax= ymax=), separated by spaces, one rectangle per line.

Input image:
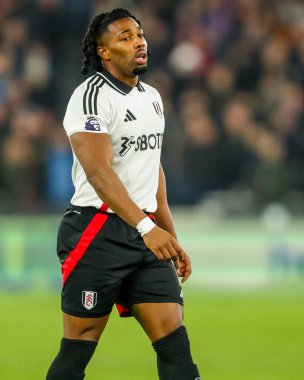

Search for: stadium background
xmin=0 ymin=0 xmax=303 ymax=379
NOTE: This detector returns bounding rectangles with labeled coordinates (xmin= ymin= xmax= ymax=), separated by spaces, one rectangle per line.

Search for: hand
xmin=174 ymin=253 xmax=192 ymax=283
xmin=143 ymin=226 xmax=185 ymax=262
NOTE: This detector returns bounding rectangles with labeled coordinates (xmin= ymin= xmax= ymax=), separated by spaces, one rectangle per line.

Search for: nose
xmin=134 ymin=36 xmax=145 ymax=49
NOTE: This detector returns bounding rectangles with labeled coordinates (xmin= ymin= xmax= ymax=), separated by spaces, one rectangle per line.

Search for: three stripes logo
xmin=124 ymin=109 xmax=137 ymax=122
xmin=83 ymin=75 xmax=105 ymax=115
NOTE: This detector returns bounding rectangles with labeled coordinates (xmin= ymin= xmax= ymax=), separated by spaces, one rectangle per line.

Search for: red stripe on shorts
xmin=100 ymin=202 xmax=108 ymax=212
xmin=116 ymin=303 xmax=133 ymax=318
xmin=61 ymin=213 xmax=108 ymax=286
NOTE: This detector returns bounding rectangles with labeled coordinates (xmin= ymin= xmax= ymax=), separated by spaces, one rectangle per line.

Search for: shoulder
xmin=140 ymin=82 xmax=164 ymax=113
xmin=71 ymin=73 xmax=107 ymax=98
xmin=140 ymin=81 xmax=162 ymax=99
xmin=66 ymin=73 xmax=110 ymax=115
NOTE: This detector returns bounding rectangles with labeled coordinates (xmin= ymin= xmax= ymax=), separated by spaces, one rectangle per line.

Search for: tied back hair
xmin=81 ymin=8 xmax=141 ymax=75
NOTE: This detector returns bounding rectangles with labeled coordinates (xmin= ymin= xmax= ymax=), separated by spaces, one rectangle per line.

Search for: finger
xmin=160 ymin=247 xmax=172 ymax=261
xmin=176 ymin=260 xmax=185 ymax=275
xmin=177 ymin=268 xmax=186 ymax=277
xmin=153 ymin=249 xmax=165 ymax=262
xmin=177 ymin=266 xmax=185 ymax=276
xmin=181 ymin=267 xmax=192 ymax=283
xmin=179 ymin=249 xmax=186 ymax=262
xmin=167 ymin=244 xmax=180 ymax=261
xmin=171 ymin=241 xmax=185 ymax=261
xmin=173 ymin=258 xmax=180 ymax=272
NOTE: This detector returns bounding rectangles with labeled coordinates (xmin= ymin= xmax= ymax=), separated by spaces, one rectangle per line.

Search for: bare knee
xmin=131 ymin=303 xmax=183 ymax=342
xmin=63 ymin=313 xmax=109 ymax=342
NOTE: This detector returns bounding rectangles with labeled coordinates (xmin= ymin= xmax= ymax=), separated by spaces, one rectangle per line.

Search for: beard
xmin=133 ymin=65 xmax=147 ymax=75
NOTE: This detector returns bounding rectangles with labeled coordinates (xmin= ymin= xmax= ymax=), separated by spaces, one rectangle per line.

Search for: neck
xmin=103 ymin=66 xmax=138 ymax=87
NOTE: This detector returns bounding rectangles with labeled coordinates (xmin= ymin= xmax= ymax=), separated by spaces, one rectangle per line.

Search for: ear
xmin=97 ymin=46 xmax=111 ymax=62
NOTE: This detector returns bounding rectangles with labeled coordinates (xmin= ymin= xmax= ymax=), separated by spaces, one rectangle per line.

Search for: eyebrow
xmin=118 ymin=26 xmax=143 ymax=36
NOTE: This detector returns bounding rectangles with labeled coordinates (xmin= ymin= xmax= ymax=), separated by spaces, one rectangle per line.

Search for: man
xmin=46 ymin=8 xmax=200 ymax=380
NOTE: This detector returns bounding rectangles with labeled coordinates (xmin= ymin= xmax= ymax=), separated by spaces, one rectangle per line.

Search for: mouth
xmin=135 ymin=50 xmax=147 ymax=65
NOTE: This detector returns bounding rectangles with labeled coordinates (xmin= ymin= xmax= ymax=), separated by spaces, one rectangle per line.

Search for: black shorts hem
xmin=61 ymin=306 xmax=112 ymax=318
xmin=126 ymin=298 xmax=184 ymax=308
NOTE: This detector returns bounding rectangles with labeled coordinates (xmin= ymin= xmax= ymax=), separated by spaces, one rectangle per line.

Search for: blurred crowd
xmin=1 ymin=0 xmax=304 ymax=213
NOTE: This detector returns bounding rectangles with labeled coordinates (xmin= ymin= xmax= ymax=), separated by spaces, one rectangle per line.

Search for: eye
xmin=122 ymin=36 xmax=131 ymax=41
xmin=138 ymin=33 xmax=145 ymax=39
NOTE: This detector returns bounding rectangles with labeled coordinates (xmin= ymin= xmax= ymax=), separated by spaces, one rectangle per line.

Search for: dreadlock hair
xmin=81 ymin=8 xmax=141 ymax=75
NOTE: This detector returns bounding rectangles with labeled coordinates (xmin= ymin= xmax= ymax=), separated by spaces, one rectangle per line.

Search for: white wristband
xmin=136 ymin=216 xmax=155 ymax=237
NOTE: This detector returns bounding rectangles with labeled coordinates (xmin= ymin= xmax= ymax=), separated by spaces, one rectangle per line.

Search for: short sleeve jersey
xmin=63 ymin=70 xmax=165 ymax=213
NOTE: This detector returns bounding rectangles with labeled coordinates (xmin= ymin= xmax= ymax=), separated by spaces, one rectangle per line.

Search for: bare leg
xmin=131 ymin=302 xmax=183 ymax=342
xmin=46 ymin=313 xmax=110 ymax=379
xmin=131 ymin=302 xmax=200 ymax=380
xmin=63 ymin=312 xmax=110 ymax=341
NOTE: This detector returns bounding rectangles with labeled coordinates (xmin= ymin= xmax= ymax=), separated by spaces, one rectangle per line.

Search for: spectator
xmin=1 ymin=0 xmax=304 ymax=212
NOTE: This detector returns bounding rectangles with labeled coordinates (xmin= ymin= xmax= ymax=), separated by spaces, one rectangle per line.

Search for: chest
xmin=110 ymin=91 xmax=164 ymax=137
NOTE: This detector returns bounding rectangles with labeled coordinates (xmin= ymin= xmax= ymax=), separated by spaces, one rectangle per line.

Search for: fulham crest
xmin=153 ymin=101 xmax=163 ymax=118
xmin=82 ymin=291 xmax=97 ymax=310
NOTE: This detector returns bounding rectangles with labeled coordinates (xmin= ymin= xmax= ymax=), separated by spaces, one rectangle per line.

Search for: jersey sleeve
xmin=63 ymin=83 xmax=111 ymax=137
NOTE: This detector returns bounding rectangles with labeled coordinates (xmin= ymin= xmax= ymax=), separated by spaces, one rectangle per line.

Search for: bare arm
xmin=70 ymin=132 xmax=184 ymax=262
xmin=70 ymin=132 xmax=146 ymax=227
xmin=153 ymin=164 xmax=177 ymax=238
xmin=144 ymin=164 xmax=192 ymax=282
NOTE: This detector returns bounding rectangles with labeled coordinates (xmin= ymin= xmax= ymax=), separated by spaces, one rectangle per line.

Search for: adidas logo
xmin=124 ymin=109 xmax=136 ymax=122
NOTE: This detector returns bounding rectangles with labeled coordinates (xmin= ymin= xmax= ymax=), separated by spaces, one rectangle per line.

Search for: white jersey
xmin=63 ymin=70 xmax=165 ymax=213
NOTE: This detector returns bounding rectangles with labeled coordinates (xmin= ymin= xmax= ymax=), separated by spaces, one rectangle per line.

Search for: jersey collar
xmin=97 ymin=70 xmax=145 ymax=95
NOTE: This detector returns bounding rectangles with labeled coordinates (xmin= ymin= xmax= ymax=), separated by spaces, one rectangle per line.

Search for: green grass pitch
xmin=0 ymin=287 xmax=303 ymax=380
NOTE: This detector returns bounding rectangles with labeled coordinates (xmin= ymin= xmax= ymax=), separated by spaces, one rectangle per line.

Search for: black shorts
xmin=57 ymin=205 xmax=183 ymax=318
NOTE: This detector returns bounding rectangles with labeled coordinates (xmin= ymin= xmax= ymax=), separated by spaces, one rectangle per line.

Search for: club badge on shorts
xmin=82 ymin=291 xmax=97 ymax=310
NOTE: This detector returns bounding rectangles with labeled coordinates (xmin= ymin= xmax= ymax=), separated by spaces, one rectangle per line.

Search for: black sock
xmin=152 ymin=326 xmax=201 ymax=380
xmin=46 ymin=338 xmax=97 ymax=380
